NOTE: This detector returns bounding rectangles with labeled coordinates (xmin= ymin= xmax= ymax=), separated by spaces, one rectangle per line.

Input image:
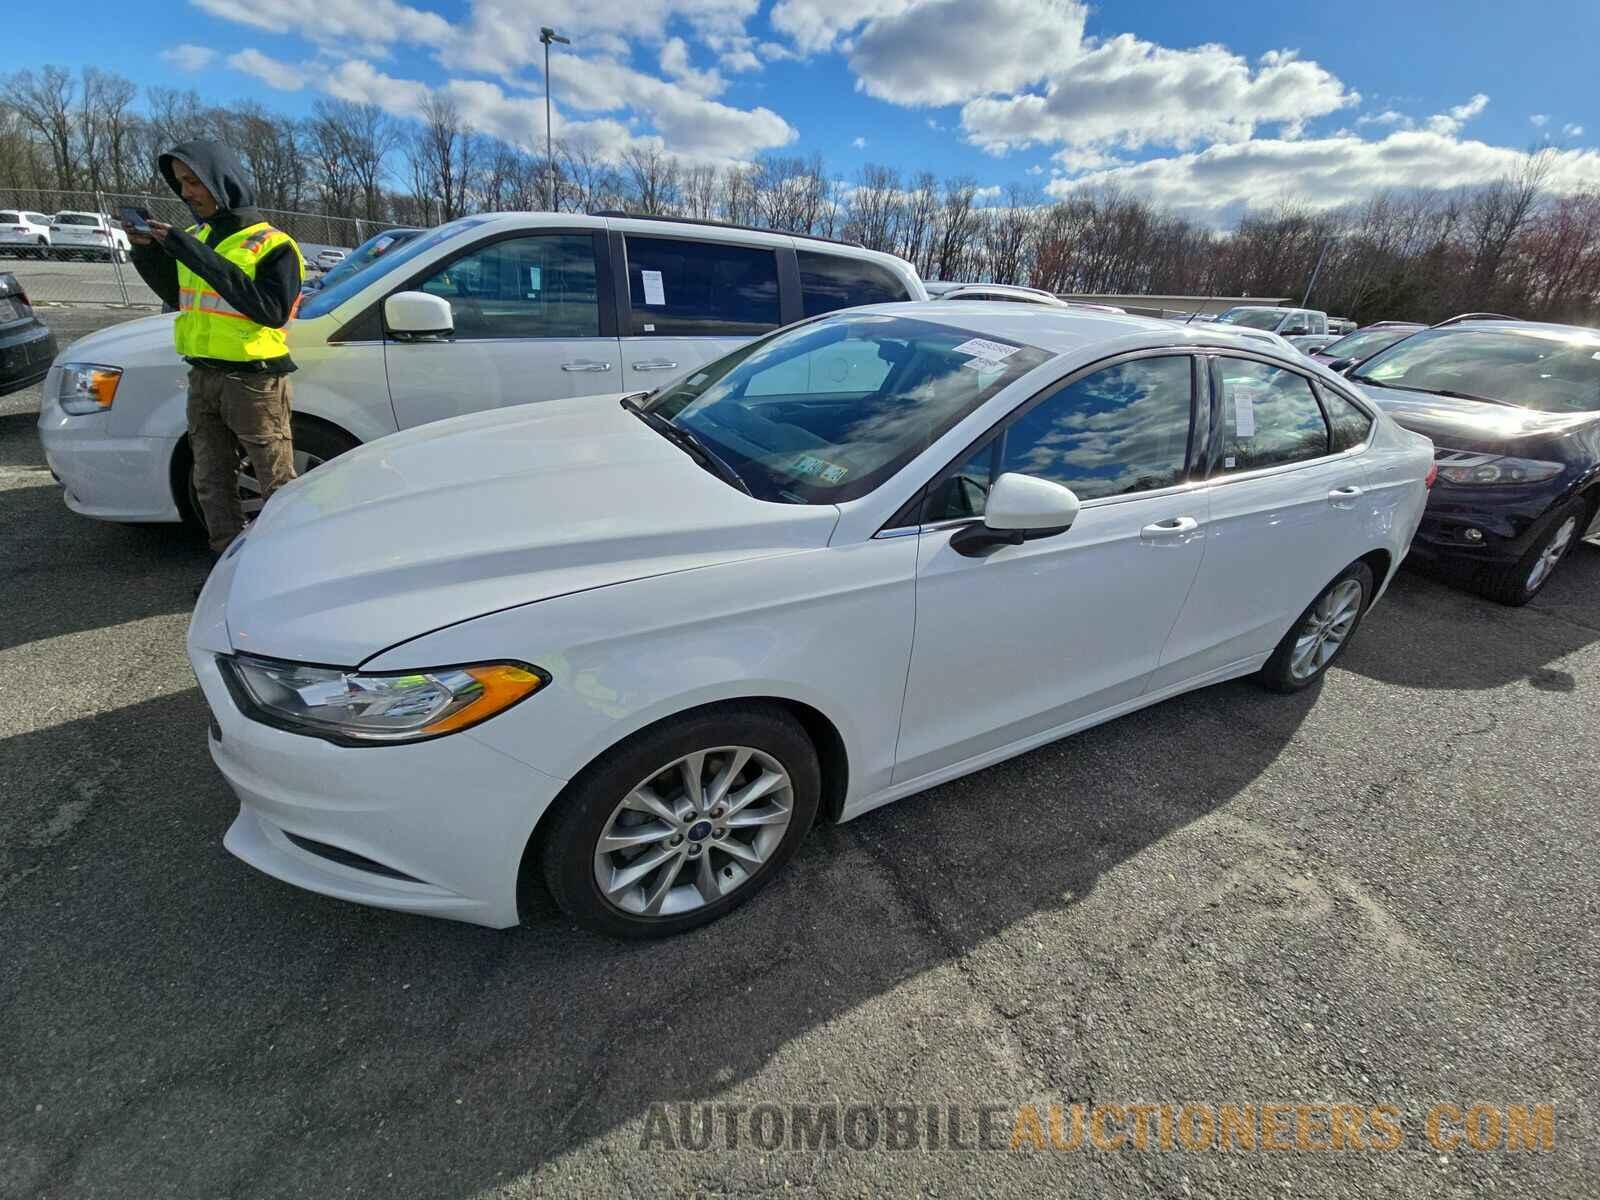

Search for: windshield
xmin=1217 ymin=308 xmax=1287 ymax=331
xmin=647 ymin=313 xmax=1052 ymax=504
xmin=298 ymin=218 xmax=487 ymax=320
xmin=314 ymin=229 xmax=418 ymax=290
xmin=1353 ymin=327 xmax=1600 ymax=412
xmin=1321 ymin=327 xmax=1416 ymax=362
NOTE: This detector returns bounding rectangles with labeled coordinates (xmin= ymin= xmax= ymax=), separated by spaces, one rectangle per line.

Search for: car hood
xmin=1354 ymin=382 xmax=1598 ymax=447
xmin=57 ymin=311 xmax=178 ymax=367
xmin=222 ymin=396 xmax=840 ymax=665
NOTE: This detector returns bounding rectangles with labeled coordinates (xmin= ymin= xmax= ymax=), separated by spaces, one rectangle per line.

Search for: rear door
xmin=613 ymin=225 xmax=788 ymax=391
xmin=1153 ymin=351 xmax=1377 ymax=688
xmin=383 ymin=227 xmax=622 ymax=430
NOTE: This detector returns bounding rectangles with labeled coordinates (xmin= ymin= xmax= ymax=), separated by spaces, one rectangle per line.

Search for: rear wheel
xmin=540 ymin=703 xmax=821 ymax=939
xmin=1477 ymin=497 xmax=1587 ymax=606
xmin=1257 ymin=562 xmax=1374 ymax=693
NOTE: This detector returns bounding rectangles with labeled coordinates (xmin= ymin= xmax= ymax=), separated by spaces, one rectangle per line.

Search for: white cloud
xmin=1424 ymin=93 xmax=1488 ymax=136
xmin=1566 ymin=123 xmax=1585 ymax=138
xmin=1358 ymin=109 xmax=1411 ymax=129
xmin=961 ymin=33 xmax=1358 ymax=155
xmin=847 ymin=0 xmax=1086 ymax=106
xmin=1530 ymin=113 xmax=1550 ymax=127
xmin=852 ymin=136 xmax=867 ymax=148
xmin=193 ymin=0 xmax=451 ymax=47
xmin=1026 ymin=164 xmax=1043 ymax=175
xmin=1044 ymin=130 xmax=1600 ymax=224
xmin=161 ymin=43 xmax=216 ymax=72
xmin=973 ymin=184 xmax=1002 ymax=199
xmin=1052 ymin=145 xmax=1123 ymax=173
xmin=228 ymin=49 xmax=307 ymax=91
xmin=926 ymin=117 xmax=945 ymax=131
xmin=769 ymin=0 xmax=913 ymax=53
xmin=659 ymin=36 xmax=726 ymax=96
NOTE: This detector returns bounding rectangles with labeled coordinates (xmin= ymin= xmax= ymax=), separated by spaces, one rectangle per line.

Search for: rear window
xmin=0 ymin=213 xmax=19 ymax=224
xmin=625 ymin=236 xmax=780 ymax=336
xmin=55 ymin=214 xmax=101 ymax=226
xmin=797 ymin=250 xmax=912 ymax=317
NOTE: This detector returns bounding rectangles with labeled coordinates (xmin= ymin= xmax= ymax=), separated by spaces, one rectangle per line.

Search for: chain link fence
xmin=0 ymin=188 xmax=395 ymax=306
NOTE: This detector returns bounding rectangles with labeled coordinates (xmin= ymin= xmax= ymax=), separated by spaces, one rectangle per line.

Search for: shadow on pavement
xmin=1 ymin=670 xmax=1318 ymax=1198
xmin=1340 ymin=547 xmax=1600 ymax=692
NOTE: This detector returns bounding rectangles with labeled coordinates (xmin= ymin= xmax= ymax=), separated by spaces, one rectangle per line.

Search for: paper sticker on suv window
xmin=1228 ymin=380 xmax=1260 ymax=437
xmin=951 ymin=337 xmax=1021 ymax=368
xmin=641 ymin=270 xmax=666 ymax=306
xmin=791 ymin=453 xmax=848 ymax=483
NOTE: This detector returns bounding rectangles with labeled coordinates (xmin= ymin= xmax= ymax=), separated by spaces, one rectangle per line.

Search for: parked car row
xmin=34 ymin=210 xmax=1600 ymax=941
xmin=0 ymin=211 xmax=135 ymax=262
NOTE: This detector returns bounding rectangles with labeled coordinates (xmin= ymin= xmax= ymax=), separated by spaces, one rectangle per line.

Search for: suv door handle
xmin=1139 ymin=516 xmax=1200 ymax=540
xmin=632 ymin=360 xmax=679 ymax=371
xmin=561 ymin=360 xmax=613 ymax=372
xmin=1328 ymin=485 xmax=1364 ymax=507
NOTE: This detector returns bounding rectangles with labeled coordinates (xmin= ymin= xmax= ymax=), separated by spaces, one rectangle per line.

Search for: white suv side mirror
xmin=951 ymin=472 xmax=1081 ymax=557
xmin=384 ymin=291 xmax=454 ymax=340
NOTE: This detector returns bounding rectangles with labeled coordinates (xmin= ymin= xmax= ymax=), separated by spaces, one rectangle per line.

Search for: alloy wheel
xmin=236 ymin=447 xmax=324 ymax=516
xmin=1526 ymin=516 xmax=1577 ymax=594
xmin=1288 ymin=578 xmax=1364 ymax=680
xmin=593 ymin=746 xmax=795 ymax=917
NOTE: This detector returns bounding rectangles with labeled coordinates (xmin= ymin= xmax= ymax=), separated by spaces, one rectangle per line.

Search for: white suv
xmin=39 ymin=212 xmax=926 ymax=524
xmin=1 ymin=210 xmax=54 ymax=257
xmin=50 ymin=212 xmax=132 ymax=261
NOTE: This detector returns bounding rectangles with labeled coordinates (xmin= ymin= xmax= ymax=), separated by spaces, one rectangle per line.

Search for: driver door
xmin=894 ymin=353 xmax=1210 ymax=784
xmin=384 ymin=230 xmax=621 ymax=430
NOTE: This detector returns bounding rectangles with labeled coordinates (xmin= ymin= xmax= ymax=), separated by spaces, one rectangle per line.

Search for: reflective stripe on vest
xmin=173 ymin=221 xmax=305 ymax=362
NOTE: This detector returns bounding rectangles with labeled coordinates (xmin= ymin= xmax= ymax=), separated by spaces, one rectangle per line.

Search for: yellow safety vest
xmin=174 ymin=221 xmax=304 ymax=362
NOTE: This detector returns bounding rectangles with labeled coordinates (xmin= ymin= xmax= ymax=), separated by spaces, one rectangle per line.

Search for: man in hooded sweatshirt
xmin=128 ymin=140 xmax=305 ymax=558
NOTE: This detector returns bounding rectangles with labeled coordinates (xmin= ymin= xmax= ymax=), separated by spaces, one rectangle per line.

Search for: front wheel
xmin=1477 ymin=497 xmax=1587 ymax=606
xmin=184 ymin=415 xmax=361 ymax=529
xmin=1257 ymin=561 xmax=1374 ymax=693
xmin=540 ymin=703 xmax=821 ymax=939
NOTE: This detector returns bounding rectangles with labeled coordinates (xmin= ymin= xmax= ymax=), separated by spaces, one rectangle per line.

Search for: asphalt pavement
xmin=2 ymin=308 xmax=1597 ymax=1199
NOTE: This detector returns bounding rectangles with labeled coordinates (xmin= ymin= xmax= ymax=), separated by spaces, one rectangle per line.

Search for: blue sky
xmin=12 ymin=0 xmax=1600 ymax=221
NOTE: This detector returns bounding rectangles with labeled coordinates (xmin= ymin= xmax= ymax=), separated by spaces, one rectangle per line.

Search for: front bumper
xmin=187 ymin=553 xmax=568 ymax=929
xmin=1407 ymin=483 xmax=1573 ymax=566
xmin=0 ymin=324 xmax=55 ymax=397
xmin=37 ymin=389 xmax=184 ymax=521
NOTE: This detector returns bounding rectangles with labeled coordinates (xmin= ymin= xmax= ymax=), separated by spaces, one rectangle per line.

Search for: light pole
xmin=540 ymin=26 xmax=570 ymax=212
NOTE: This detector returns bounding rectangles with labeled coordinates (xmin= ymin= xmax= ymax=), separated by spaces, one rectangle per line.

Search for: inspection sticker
xmin=951 ymin=337 xmax=1021 ymax=367
xmin=791 ymin=454 xmax=849 ymax=483
xmin=641 ymin=270 xmax=666 ymax=306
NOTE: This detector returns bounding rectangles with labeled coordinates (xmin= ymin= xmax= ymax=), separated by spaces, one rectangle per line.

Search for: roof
xmin=866 ymin=300 xmax=1309 ymax=361
xmin=1430 ymin=319 xmax=1600 ymax=342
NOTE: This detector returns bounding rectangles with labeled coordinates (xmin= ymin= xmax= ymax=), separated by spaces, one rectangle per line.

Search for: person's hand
xmin=144 ymin=220 xmax=172 ymax=244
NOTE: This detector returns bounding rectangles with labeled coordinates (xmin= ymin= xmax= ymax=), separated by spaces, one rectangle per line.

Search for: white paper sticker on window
xmin=950 ymin=337 xmax=1021 ymax=365
xmin=1230 ymin=381 xmax=1257 ymax=438
xmin=643 ymin=323 xmax=655 ymax=332
xmin=641 ymin=270 xmax=666 ymax=306
xmin=1224 ymin=455 xmax=1237 ymax=469
xmin=527 ymin=266 xmax=542 ymax=291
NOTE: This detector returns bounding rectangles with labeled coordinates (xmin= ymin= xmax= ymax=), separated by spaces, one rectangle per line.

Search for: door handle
xmin=632 ymin=360 xmax=679 ymax=371
xmin=1328 ymin=485 xmax=1364 ymax=507
xmin=561 ymin=360 xmax=613 ymax=372
xmin=1139 ymin=516 xmax=1200 ymax=540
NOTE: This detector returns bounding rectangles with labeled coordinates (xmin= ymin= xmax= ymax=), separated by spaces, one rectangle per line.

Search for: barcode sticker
xmin=951 ymin=337 xmax=1021 ymax=365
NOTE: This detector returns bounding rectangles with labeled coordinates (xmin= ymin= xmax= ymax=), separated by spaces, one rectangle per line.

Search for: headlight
xmin=58 ymin=364 xmax=121 ymax=414
xmin=220 ymin=654 xmax=548 ymax=745
xmin=1434 ymin=454 xmax=1564 ymax=486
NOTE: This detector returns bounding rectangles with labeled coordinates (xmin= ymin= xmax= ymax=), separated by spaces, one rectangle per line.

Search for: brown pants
xmin=187 ymin=364 xmax=296 ymax=553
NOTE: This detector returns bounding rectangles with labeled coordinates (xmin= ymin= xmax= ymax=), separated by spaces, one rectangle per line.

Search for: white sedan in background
xmin=188 ymin=303 xmax=1433 ymax=938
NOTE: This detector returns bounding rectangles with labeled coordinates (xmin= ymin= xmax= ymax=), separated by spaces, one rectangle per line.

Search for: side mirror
xmin=1326 ymin=357 xmax=1355 ymax=374
xmin=384 ymin=291 xmax=453 ymax=340
xmin=950 ymin=473 xmax=1080 ymax=557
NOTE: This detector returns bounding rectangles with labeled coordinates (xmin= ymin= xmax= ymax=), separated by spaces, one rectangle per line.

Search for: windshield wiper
xmin=1349 ymin=378 xmax=1512 ymax=407
xmin=620 ymin=396 xmax=752 ymax=495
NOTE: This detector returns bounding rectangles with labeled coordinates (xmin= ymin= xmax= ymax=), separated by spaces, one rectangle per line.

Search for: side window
xmin=414 ymin=233 xmax=599 ymax=340
xmin=998 ymin=356 xmax=1194 ymax=501
xmin=924 ymin=440 xmax=997 ymax=523
xmin=1215 ymin=358 xmax=1329 ymax=473
xmin=627 ymin=236 xmax=779 ymax=335
xmin=1321 ymin=386 xmax=1375 ymax=452
xmin=797 ymin=250 xmax=912 ymax=317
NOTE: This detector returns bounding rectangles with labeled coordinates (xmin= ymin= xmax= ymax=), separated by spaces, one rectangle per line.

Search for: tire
xmin=183 ymin=414 xmax=361 ymax=531
xmin=1477 ymin=497 xmax=1588 ymax=606
xmin=1257 ymin=561 xmax=1375 ymax=693
xmin=540 ymin=703 xmax=821 ymax=939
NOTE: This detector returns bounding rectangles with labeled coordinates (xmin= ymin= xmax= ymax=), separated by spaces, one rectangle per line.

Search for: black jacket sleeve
xmin=159 ymin=228 xmax=303 ymax=327
xmin=130 ymin=241 xmax=180 ymax=309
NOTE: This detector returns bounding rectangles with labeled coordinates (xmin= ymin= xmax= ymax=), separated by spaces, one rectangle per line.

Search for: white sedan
xmin=188 ymin=303 xmax=1434 ymax=938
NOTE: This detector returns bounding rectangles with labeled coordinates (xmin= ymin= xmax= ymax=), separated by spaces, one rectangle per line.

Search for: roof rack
xmin=1431 ymin=312 xmax=1520 ymax=328
xmin=588 ymin=210 xmax=866 ymax=249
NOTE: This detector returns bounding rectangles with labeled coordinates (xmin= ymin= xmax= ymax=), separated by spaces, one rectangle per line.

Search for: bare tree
xmin=4 ymin=67 xmax=78 ymax=189
xmin=622 ymin=144 xmax=679 ymax=215
xmin=409 ymin=93 xmax=475 ymax=222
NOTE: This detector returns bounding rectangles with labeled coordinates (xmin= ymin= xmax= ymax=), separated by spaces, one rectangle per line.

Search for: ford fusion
xmin=187 ymin=304 xmax=1433 ymax=938
xmin=1350 ymin=320 xmax=1600 ymax=604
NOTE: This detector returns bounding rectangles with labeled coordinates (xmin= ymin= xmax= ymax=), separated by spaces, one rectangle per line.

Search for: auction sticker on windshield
xmin=789 ymin=453 xmax=848 ymax=484
xmin=951 ymin=338 xmax=1022 ymax=368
